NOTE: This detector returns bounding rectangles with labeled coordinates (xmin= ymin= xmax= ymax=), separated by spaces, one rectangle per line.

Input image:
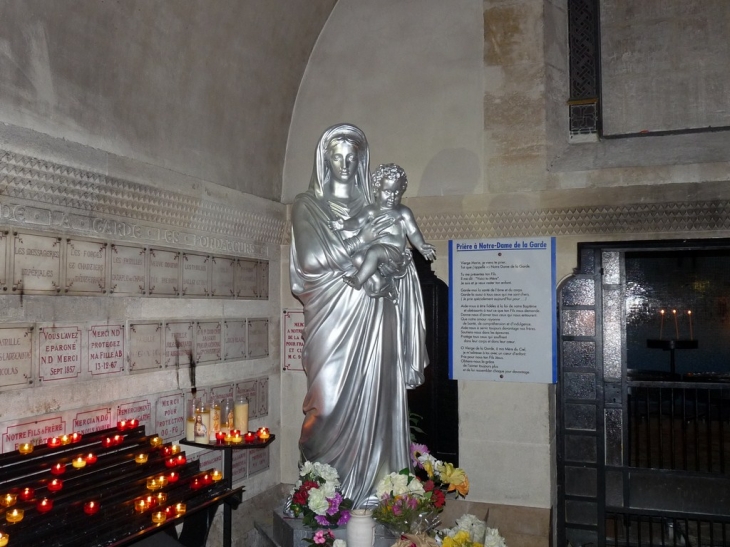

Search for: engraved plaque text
xmin=248 ymin=319 xmax=269 ymax=359
xmin=110 ymin=244 xmax=146 ymax=295
xmin=130 ymin=322 xmax=162 ymax=372
xmin=38 ymin=326 xmax=82 ymax=382
xmin=88 ymin=324 xmax=124 ymax=375
xmin=149 ymin=249 xmax=179 ymax=296
xmin=165 ymin=322 xmax=194 ymax=367
xmin=224 ymin=321 xmax=247 ymax=360
xmin=182 ymin=253 xmax=209 ymax=296
xmin=211 ymin=256 xmax=235 ymax=297
xmin=0 ymin=326 xmax=32 ymax=389
xmin=196 ymin=322 xmax=222 ymax=363
xmin=13 ymin=233 xmax=61 ymax=293
xmin=65 ymin=239 xmax=106 ymax=294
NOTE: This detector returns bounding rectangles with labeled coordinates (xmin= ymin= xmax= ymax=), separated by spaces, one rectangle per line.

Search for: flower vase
xmin=347 ymin=509 xmax=375 ymax=547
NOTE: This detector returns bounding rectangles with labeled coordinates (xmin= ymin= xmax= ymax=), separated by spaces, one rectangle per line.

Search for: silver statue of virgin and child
xmin=290 ymin=123 xmax=435 ymax=508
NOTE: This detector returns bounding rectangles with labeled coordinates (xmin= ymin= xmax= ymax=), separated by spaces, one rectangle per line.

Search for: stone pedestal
xmin=272 ymin=507 xmax=397 ymax=547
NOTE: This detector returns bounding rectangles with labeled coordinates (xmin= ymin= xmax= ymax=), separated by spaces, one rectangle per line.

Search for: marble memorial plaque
xmin=211 ymin=256 xmax=235 ymax=298
xmin=235 ymin=259 xmax=258 ymax=298
xmin=249 ymin=446 xmax=270 ymax=475
xmin=155 ymin=392 xmax=185 ymax=442
xmin=38 ymin=325 xmax=83 ymax=382
xmin=165 ymin=321 xmax=194 ymax=367
xmin=65 ymin=239 xmax=106 ymax=294
xmin=0 ymin=231 xmax=8 ymax=290
xmin=257 ymin=376 xmax=269 ymax=417
xmin=258 ymin=261 xmax=269 ymax=299
xmin=71 ymin=406 xmax=112 ymax=434
xmin=196 ymin=321 xmax=222 ymax=363
xmin=0 ymin=326 xmax=33 ymax=390
xmin=247 ymin=319 xmax=269 ymax=359
xmin=236 ymin=379 xmax=258 ymax=419
xmin=182 ymin=253 xmax=209 ymax=297
xmin=224 ymin=320 xmax=247 ymax=360
xmin=129 ymin=322 xmax=163 ymax=372
xmin=12 ymin=233 xmax=61 ymax=294
xmin=88 ymin=323 xmax=124 ymax=376
xmin=196 ymin=449 xmax=223 ymax=473
xmin=149 ymin=249 xmax=179 ymax=296
xmin=232 ymin=450 xmax=248 ymax=483
xmin=117 ymin=398 xmax=153 ymax=431
xmin=1 ymin=416 xmax=65 ymax=454
xmin=110 ymin=244 xmax=146 ymax=295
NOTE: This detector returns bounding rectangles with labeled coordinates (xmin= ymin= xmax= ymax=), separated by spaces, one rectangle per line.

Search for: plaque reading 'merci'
xmin=149 ymin=249 xmax=179 ymax=296
xmin=182 ymin=253 xmax=209 ymax=297
xmin=235 ymin=259 xmax=258 ymax=298
xmin=0 ymin=326 xmax=33 ymax=390
xmin=224 ymin=320 xmax=247 ymax=360
xmin=88 ymin=324 xmax=124 ymax=376
xmin=196 ymin=322 xmax=222 ymax=363
xmin=13 ymin=233 xmax=61 ymax=294
xmin=164 ymin=321 xmax=194 ymax=367
xmin=38 ymin=325 xmax=83 ymax=382
xmin=210 ymin=257 xmax=235 ymax=298
xmin=65 ymin=239 xmax=107 ymax=294
xmin=247 ymin=319 xmax=269 ymax=359
xmin=110 ymin=244 xmax=146 ymax=295
xmin=129 ymin=322 xmax=162 ymax=373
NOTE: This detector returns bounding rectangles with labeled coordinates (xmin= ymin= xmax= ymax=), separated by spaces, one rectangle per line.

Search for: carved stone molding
xmin=0 ymin=149 xmax=287 ymax=248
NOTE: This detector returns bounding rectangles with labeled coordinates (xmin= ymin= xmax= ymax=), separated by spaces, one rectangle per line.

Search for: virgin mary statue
xmin=290 ymin=123 xmax=428 ymax=507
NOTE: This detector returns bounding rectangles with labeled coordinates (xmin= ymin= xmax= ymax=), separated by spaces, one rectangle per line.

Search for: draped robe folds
xmin=290 ymin=188 xmax=428 ymax=508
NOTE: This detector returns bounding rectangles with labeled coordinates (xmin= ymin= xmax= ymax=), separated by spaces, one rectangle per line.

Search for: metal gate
xmin=557 ymin=241 xmax=730 ymax=546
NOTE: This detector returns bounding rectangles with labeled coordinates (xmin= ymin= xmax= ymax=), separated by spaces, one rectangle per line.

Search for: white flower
xmin=290 ymin=479 xmax=303 ymax=496
xmin=406 ymin=477 xmax=425 ymax=496
xmin=307 ymin=487 xmax=330 ymax=515
xmin=376 ymin=472 xmax=409 ymax=497
xmin=313 ymin=462 xmax=340 ymax=484
xmin=319 ymin=481 xmax=337 ymax=499
xmin=300 ymin=461 xmax=315 ymax=477
xmin=483 ymin=528 xmax=506 ymax=547
xmin=333 ymin=540 xmax=347 ymax=547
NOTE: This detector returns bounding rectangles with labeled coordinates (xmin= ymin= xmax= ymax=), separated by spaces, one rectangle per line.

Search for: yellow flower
xmin=443 ymin=537 xmax=455 ymax=547
xmin=422 ymin=460 xmax=435 ymax=479
xmin=447 ymin=475 xmax=470 ymax=496
xmin=439 ymin=463 xmax=469 ymax=491
xmin=453 ymin=530 xmax=471 ymax=545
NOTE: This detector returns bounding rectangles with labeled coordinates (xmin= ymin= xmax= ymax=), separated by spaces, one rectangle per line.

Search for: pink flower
xmin=313 ymin=531 xmax=327 ymax=544
xmin=410 ymin=443 xmax=429 ymax=468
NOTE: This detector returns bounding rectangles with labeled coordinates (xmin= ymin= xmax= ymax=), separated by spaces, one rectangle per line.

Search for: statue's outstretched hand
xmin=419 ymin=243 xmax=436 ymax=261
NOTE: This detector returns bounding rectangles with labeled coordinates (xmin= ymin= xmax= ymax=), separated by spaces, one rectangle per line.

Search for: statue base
xmin=272 ymin=506 xmax=397 ymax=547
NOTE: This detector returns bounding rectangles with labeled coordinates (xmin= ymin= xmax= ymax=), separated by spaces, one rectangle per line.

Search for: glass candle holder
xmin=135 ymin=453 xmax=149 ymax=464
xmin=72 ymin=456 xmax=87 ymax=469
xmin=167 ymin=471 xmax=179 ymax=483
xmin=165 ymin=457 xmax=177 ymax=469
xmin=143 ymin=495 xmax=158 ymax=509
xmin=154 ymin=492 xmax=167 ymax=505
xmin=70 ymin=432 xmax=82 ymax=443
xmin=215 ymin=431 xmax=226 ymax=444
xmin=85 ymin=453 xmax=97 ymax=465
xmin=117 ymin=420 xmax=128 ymax=431
xmin=134 ymin=499 xmax=148 ymax=513
xmin=48 ymin=479 xmax=63 ymax=492
xmin=174 ymin=502 xmax=186 ymax=515
xmin=102 ymin=437 xmax=113 ymax=448
xmin=190 ymin=478 xmax=203 ymax=490
xmin=150 ymin=436 xmax=163 ymax=448
xmin=0 ymin=532 xmax=8 ymax=547
xmin=51 ymin=463 xmax=66 ymax=475
xmin=156 ymin=475 xmax=168 ymax=487
xmin=47 ymin=437 xmax=61 ymax=448
xmin=171 ymin=444 xmax=181 ymax=455
xmin=36 ymin=497 xmax=53 ymax=513
xmin=112 ymin=434 xmax=124 ymax=445
xmin=151 ymin=511 xmax=166 ymax=524
xmin=18 ymin=443 xmax=33 ymax=455
xmin=257 ymin=427 xmax=270 ymax=440
xmin=211 ymin=470 xmax=223 ymax=482
xmin=175 ymin=454 xmax=186 ymax=465
xmin=1 ymin=493 xmax=17 ymax=507
xmin=59 ymin=435 xmax=71 ymax=445
xmin=19 ymin=487 xmax=34 ymax=501
xmin=128 ymin=419 xmax=139 ymax=429
xmin=243 ymin=431 xmax=256 ymax=443
xmin=146 ymin=478 xmax=161 ymax=491
xmin=5 ymin=508 xmax=23 ymax=524
xmin=234 ymin=395 xmax=249 ymax=432
xmin=83 ymin=501 xmax=100 ymax=515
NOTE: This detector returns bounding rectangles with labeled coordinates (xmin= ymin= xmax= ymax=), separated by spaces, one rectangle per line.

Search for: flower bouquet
xmin=303 ymin=529 xmax=347 ymax=547
xmin=289 ymin=461 xmax=353 ymax=529
xmin=440 ymin=514 xmax=506 ymax=547
xmin=410 ymin=443 xmax=469 ymax=499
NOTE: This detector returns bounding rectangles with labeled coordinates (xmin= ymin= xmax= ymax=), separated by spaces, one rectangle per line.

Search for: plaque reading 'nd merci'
xmin=39 ymin=326 xmax=82 ymax=381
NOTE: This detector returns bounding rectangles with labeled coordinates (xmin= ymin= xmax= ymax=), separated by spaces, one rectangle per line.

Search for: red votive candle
xmin=48 ymin=479 xmax=63 ymax=492
xmin=117 ymin=420 xmax=127 ymax=431
xmin=190 ymin=478 xmax=203 ymax=490
xmin=85 ymin=453 xmax=97 ymax=465
xmin=19 ymin=488 xmax=34 ymax=502
xmin=128 ymin=419 xmax=139 ymax=429
xmin=112 ymin=434 xmax=124 ymax=445
xmin=202 ymin=473 xmax=212 ymax=485
xmin=165 ymin=457 xmax=177 ymax=468
xmin=102 ymin=437 xmax=113 ymax=448
xmin=243 ymin=431 xmax=256 ymax=443
xmin=36 ymin=497 xmax=53 ymax=513
xmin=215 ymin=431 xmax=226 ymax=444
xmin=83 ymin=500 xmax=100 ymax=515
xmin=144 ymin=495 xmax=158 ymax=509
xmin=162 ymin=445 xmax=173 ymax=457
xmin=47 ymin=437 xmax=61 ymax=449
xmin=70 ymin=432 xmax=82 ymax=443
xmin=167 ymin=471 xmax=179 ymax=483
xmin=230 ymin=429 xmax=241 ymax=437
xmin=257 ymin=427 xmax=270 ymax=440
xmin=175 ymin=454 xmax=186 ymax=465
xmin=50 ymin=463 xmax=66 ymax=475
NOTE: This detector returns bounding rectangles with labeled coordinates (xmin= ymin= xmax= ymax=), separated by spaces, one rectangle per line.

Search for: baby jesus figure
xmin=329 ymin=163 xmax=436 ymax=295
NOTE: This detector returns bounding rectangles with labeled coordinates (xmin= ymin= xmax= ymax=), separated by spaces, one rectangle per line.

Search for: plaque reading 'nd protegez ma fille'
xmin=38 ymin=325 xmax=83 ymax=382
xmin=129 ymin=322 xmax=162 ymax=372
xmin=196 ymin=322 xmax=222 ymax=363
xmin=210 ymin=256 xmax=235 ymax=298
xmin=88 ymin=324 xmax=124 ymax=376
xmin=0 ymin=326 xmax=33 ymax=390
xmin=224 ymin=320 xmax=247 ymax=360
xmin=247 ymin=319 xmax=269 ymax=359
xmin=182 ymin=253 xmax=209 ymax=297
xmin=164 ymin=321 xmax=194 ymax=367
xmin=110 ymin=244 xmax=146 ymax=295
xmin=13 ymin=233 xmax=61 ymax=294
xmin=235 ymin=259 xmax=258 ymax=298
xmin=149 ymin=249 xmax=179 ymax=296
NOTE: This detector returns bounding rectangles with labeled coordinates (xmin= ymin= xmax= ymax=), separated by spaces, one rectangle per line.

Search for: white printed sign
xmin=283 ymin=309 xmax=304 ymax=371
